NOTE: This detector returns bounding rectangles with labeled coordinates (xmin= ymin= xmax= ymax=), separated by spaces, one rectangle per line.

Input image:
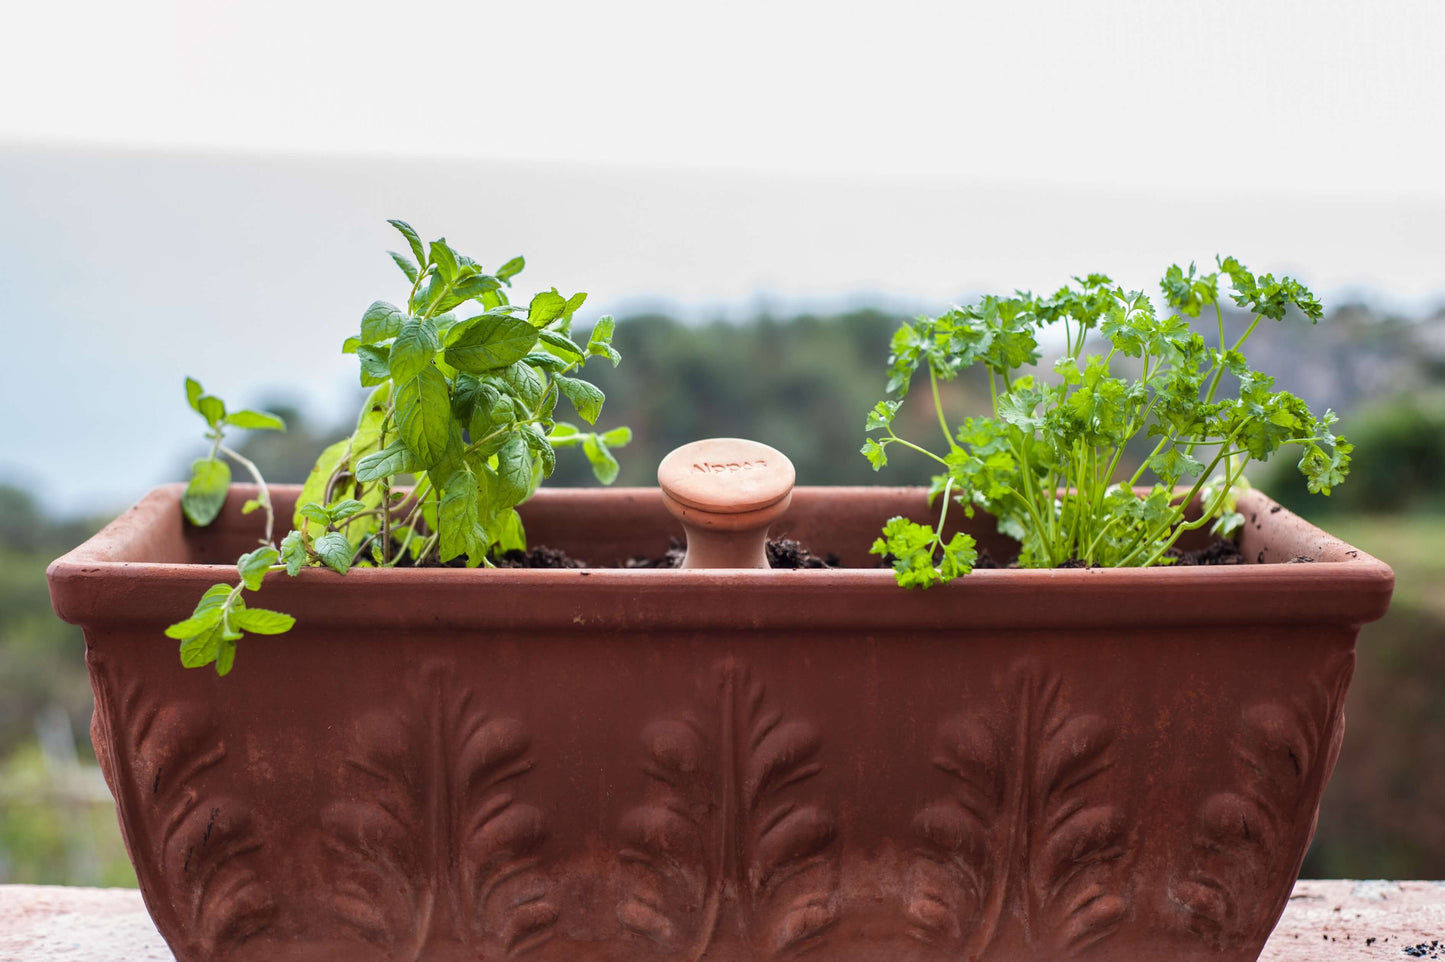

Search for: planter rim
xmin=48 ymin=483 xmax=1394 ymax=631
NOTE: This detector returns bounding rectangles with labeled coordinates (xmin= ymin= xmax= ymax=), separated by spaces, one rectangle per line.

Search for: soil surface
xmin=418 ymin=535 xmax=1255 ymax=570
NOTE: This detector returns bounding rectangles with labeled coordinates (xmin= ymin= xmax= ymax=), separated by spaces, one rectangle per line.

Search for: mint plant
xmin=864 ymin=257 xmax=1351 ymax=587
xmin=166 ymin=220 xmax=629 ymax=673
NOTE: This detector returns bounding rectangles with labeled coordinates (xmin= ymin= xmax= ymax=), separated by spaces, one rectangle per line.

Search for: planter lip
xmin=48 ymin=483 xmax=1394 ymax=632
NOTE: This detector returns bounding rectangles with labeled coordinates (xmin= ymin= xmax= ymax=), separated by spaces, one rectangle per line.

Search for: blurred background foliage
xmin=2 ymin=299 xmax=1443 ymax=885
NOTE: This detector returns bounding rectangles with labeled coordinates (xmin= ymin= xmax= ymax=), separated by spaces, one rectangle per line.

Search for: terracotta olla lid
xmin=657 ymin=438 xmax=795 ymax=515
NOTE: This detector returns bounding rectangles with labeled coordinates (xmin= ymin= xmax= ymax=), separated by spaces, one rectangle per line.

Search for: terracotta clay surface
xmin=47 ymin=485 xmax=1394 ymax=962
xmin=8 ymin=880 xmax=1442 ymax=961
xmin=658 ymin=438 xmax=796 ymax=568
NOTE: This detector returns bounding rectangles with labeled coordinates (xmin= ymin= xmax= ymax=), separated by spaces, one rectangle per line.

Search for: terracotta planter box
xmin=48 ymin=483 xmax=1392 ymax=962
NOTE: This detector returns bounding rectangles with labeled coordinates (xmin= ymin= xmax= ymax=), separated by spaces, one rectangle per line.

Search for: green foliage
xmin=166 ymin=221 xmax=631 ymax=675
xmin=1260 ymin=392 xmax=1445 ymax=516
xmin=866 ymin=258 xmax=1350 ymax=586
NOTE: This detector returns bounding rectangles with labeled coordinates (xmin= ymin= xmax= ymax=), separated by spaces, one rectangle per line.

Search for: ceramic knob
xmin=657 ymin=438 xmax=796 ymax=569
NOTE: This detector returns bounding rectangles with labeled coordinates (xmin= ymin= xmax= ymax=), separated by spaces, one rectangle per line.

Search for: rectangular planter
xmin=48 ymin=483 xmax=1393 ymax=962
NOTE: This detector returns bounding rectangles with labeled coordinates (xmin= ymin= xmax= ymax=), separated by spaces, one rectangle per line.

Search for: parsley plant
xmin=864 ymin=258 xmax=1351 ymax=587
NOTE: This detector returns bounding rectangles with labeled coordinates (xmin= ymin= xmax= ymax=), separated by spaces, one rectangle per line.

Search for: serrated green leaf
xmin=182 ymin=458 xmax=231 ymax=525
xmin=438 ymin=466 xmax=481 ymax=563
xmin=387 ymin=219 xmax=427 ymax=268
xmin=582 ymin=434 xmax=619 ymax=485
xmin=196 ymin=395 xmax=226 ymax=428
xmin=237 ymin=546 xmax=279 ymax=591
xmin=231 ymin=608 xmax=295 ymax=635
xmin=224 ymin=409 xmax=286 ymax=431
xmin=497 ymin=255 xmax=525 ymax=282
xmin=538 ymin=330 xmax=585 ymax=364
xmin=445 ymin=315 xmax=539 ymax=373
xmin=361 ymin=301 xmax=407 ymax=344
xmin=314 ymin=531 xmax=353 ymax=574
xmin=527 ymin=290 xmax=567 ymax=327
xmin=495 ymin=435 xmax=532 ymax=504
xmin=355 ymin=440 xmax=421 ymax=482
xmin=395 ymin=367 xmax=451 ymax=466
xmin=164 ymin=605 xmax=223 ymax=640
xmin=356 ymin=344 xmax=391 ymax=386
xmin=329 ymin=498 xmax=367 ymax=522
xmin=430 ymin=238 xmax=459 ymax=283
xmin=600 ymin=426 xmax=632 ymax=447
xmin=216 ymin=636 xmax=238 ymax=676
xmin=185 ymin=378 xmax=204 ymax=412
xmin=556 ymin=376 xmax=604 ymax=424
xmin=389 ymin=250 xmax=419 ymax=283
xmin=861 ymin=438 xmax=888 ymax=470
xmin=587 ymin=315 xmax=621 ymax=366
xmin=179 ymin=623 xmax=224 ymax=669
xmin=280 ymin=529 xmax=306 ymax=576
xmin=389 ymin=317 xmax=440 ymax=382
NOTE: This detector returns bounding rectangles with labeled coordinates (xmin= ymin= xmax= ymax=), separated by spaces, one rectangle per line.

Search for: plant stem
xmin=219 ymin=443 xmax=274 ymax=545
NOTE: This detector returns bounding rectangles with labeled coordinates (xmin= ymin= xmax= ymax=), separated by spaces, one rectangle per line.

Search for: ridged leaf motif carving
xmin=1170 ymin=657 xmax=1353 ymax=950
xmin=908 ymin=667 xmax=1129 ymax=956
xmin=617 ymin=657 xmax=839 ymax=958
xmin=320 ymin=662 xmax=556 ymax=957
xmin=87 ymin=653 xmax=275 ymax=957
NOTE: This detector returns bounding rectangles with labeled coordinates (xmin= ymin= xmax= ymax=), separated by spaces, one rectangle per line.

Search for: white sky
xmin=3 ymin=0 xmax=1444 ymax=196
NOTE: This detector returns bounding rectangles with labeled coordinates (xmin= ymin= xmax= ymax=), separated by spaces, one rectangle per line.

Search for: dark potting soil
xmin=416 ymin=535 xmax=1253 ymax=570
xmin=620 ymin=536 xmax=840 ymax=570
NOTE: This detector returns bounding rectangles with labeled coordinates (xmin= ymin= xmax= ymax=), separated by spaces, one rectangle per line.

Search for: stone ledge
xmin=1 ymin=880 xmax=1443 ymax=960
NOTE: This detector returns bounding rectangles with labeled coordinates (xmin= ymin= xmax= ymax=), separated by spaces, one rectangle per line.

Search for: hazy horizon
xmin=3 ymin=143 xmax=1444 ymax=517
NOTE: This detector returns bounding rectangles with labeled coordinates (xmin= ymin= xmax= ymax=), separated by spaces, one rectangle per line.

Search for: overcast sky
xmin=2 ymin=0 xmax=1443 ymax=514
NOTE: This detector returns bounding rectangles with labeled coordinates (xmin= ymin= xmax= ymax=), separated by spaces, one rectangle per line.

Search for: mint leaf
xmin=556 ymin=376 xmax=604 ymax=424
xmin=527 ymin=290 xmax=567 ymax=327
xmin=197 ymin=395 xmax=226 ymax=428
xmin=180 ymin=623 xmax=224 ymax=669
xmin=314 ymin=531 xmax=353 ymax=574
xmin=356 ymin=344 xmax=391 ymax=386
xmin=329 ymin=498 xmax=367 ymax=522
xmin=387 ymin=219 xmax=427 ymax=268
xmin=438 ymin=467 xmax=481 ymax=563
xmin=497 ymin=255 xmax=525 ymax=282
xmin=279 ymin=529 xmax=306 ymax=575
xmin=185 ymin=377 xmax=204 ymax=412
xmin=224 ymin=409 xmax=286 ymax=431
xmin=389 ymin=316 xmax=440 ymax=382
xmin=355 ymin=440 xmax=420 ymax=482
xmin=395 ymin=367 xmax=451 ymax=466
xmin=601 ymin=426 xmax=632 ymax=448
xmin=182 ymin=458 xmax=231 ymax=525
xmin=582 ymin=434 xmax=619 ymax=484
xmin=445 ymin=315 xmax=539 ymax=373
xmin=231 ymin=608 xmax=295 ymax=635
xmin=237 ymin=546 xmax=279 ymax=591
xmin=361 ymin=301 xmax=407 ymax=344
xmin=429 ymin=238 xmax=459 ymax=283
xmin=389 ymin=251 xmax=419 ymax=283
xmin=164 ymin=606 xmax=223 ymax=640
xmin=587 ymin=315 xmax=622 ymax=366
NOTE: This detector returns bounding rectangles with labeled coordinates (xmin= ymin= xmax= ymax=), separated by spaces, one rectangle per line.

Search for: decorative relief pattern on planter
xmin=907 ymin=667 xmax=1130 ymax=957
xmin=617 ymin=658 xmax=839 ymax=958
xmin=1169 ymin=655 xmax=1353 ymax=951
xmin=88 ymin=655 xmax=276 ymax=957
xmin=320 ymin=662 xmax=556 ymax=957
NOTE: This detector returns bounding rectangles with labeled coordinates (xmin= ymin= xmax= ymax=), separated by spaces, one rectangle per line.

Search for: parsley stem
xmin=886 ymin=434 xmax=951 ymax=467
xmin=929 ymin=367 xmax=953 ymax=448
